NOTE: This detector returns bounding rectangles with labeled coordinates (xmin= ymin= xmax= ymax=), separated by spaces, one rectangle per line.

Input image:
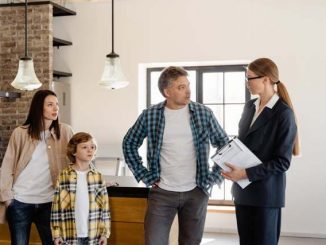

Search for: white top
xmin=75 ymin=170 xmax=90 ymax=238
xmin=158 ymin=106 xmax=197 ymax=192
xmin=13 ymin=130 xmax=54 ymax=204
xmin=250 ymin=93 xmax=280 ymax=127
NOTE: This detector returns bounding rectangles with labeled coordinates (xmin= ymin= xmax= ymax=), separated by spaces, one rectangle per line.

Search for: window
xmin=146 ymin=65 xmax=249 ymax=205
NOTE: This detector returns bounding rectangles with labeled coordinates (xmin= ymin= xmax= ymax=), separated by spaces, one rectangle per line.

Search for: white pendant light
xmin=99 ymin=0 xmax=129 ymax=90
xmin=11 ymin=0 xmax=42 ymax=91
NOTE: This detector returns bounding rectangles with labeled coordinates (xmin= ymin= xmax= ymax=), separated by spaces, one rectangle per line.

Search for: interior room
xmin=0 ymin=0 xmax=325 ymax=244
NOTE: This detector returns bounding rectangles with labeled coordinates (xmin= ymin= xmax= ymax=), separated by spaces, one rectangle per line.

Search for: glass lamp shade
xmin=99 ymin=56 xmax=129 ymax=89
xmin=11 ymin=58 xmax=42 ymax=91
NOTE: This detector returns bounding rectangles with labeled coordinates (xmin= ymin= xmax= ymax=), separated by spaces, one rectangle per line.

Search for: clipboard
xmin=211 ymin=137 xmax=262 ymax=189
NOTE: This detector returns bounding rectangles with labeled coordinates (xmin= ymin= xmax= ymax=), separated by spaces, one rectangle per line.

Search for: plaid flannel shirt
xmin=123 ymin=101 xmax=228 ymax=195
xmin=51 ymin=164 xmax=110 ymax=245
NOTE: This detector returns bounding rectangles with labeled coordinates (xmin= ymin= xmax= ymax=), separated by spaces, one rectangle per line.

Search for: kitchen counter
xmin=105 ymin=175 xmax=177 ymax=245
xmin=0 ymin=176 xmax=177 ymax=245
xmin=105 ymin=175 xmax=149 ymax=198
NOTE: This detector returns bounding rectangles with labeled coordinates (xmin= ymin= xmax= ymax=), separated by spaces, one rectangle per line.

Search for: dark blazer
xmin=232 ymin=98 xmax=297 ymax=208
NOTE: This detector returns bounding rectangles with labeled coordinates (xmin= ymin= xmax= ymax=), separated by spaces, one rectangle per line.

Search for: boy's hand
xmin=98 ymin=236 xmax=107 ymax=245
xmin=54 ymin=237 xmax=63 ymax=245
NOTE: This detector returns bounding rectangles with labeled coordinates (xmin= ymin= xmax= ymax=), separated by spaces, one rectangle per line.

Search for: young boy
xmin=51 ymin=132 xmax=110 ymax=245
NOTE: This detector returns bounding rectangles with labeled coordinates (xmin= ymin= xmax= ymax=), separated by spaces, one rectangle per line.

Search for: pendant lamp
xmin=99 ymin=0 xmax=129 ymax=90
xmin=11 ymin=0 xmax=42 ymax=91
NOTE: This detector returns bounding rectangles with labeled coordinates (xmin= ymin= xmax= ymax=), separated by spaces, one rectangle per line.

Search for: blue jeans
xmin=6 ymin=199 xmax=53 ymax=245
xmin=145 ymin=186 xmax=209 ymax=245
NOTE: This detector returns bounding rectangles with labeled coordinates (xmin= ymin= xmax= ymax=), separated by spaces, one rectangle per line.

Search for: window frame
xmin=146 ymin=65 xmax=250 ymax=106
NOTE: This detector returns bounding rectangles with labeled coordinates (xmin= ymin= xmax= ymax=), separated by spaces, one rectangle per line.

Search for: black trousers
xmin=235 ymin=205 xmax=281 ymax=245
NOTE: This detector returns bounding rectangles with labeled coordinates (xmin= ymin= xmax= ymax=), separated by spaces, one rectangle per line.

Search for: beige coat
xmin=0 ymin=123 xmax=73 ymax=203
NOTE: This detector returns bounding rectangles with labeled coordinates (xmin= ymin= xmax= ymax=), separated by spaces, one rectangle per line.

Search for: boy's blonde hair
xmin=67 ymin=132 xmax=97 ymax=163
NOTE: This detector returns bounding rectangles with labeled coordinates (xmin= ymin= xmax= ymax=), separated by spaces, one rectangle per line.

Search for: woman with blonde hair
xmin=222 ymin=58 xmax=299 ymax=245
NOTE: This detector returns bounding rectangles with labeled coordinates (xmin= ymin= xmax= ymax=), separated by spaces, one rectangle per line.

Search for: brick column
xmin=0 ymin=4 xmax=53 ymax=164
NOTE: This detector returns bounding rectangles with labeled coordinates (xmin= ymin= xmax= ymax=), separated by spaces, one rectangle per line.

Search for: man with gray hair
xmin=123 ymin=66 xmax=228 ymax=245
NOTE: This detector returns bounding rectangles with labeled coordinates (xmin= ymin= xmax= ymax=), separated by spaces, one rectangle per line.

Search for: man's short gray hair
xmin=158 ymin=66 xmax=188 ymax=97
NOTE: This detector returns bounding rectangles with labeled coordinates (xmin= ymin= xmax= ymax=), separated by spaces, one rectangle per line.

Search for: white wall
xmin=53 ymin=0 xmax=326 ymax=237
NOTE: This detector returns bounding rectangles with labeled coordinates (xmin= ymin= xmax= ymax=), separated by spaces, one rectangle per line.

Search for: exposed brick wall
xmin=0 ymin=4 xmax=53 ymax=164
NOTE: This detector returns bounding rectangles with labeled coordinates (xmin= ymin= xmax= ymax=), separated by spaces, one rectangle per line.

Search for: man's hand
xmin=221 ymin=163 xmax=247 ymax=181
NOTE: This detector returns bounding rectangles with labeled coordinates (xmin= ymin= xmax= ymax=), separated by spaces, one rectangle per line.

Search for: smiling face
xmin=43 ymin=95 xmax=59 ymax=122
xmin=164 ymin=75 xmax=191 ymax=109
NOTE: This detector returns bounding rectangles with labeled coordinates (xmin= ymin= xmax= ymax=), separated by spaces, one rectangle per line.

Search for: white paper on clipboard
xmin=211 ymin=138 xmax=262 ymax=189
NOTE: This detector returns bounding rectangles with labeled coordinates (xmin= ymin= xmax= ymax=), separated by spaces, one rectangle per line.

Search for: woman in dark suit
xmin=222 ymin=58 xmax=299 ymax=245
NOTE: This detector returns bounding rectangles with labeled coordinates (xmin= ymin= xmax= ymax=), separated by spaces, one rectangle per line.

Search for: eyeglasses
xmin=245 ymin=76 xmax=263 ymax=82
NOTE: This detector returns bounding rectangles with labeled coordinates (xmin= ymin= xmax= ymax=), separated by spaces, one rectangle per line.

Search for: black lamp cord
xmin=24 ymin=0 xmax=28 ymax=58
xmin=111 ymin=0 xmax=114 ymax=54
